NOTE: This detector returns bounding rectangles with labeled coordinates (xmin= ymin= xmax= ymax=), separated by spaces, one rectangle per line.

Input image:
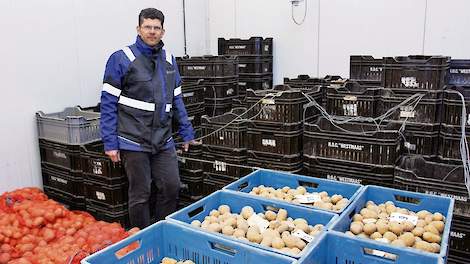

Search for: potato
xmin=209 ymin=210 xmax=220 ymax=217
xmin=385 ymin=204 xmax=397 ymax=214
xmin=376 ymin=222 xmax=389 ymax=235
xmin=378 ymin=212 xmax=389 ymax=220
xmin=208 ymin=223 xmax=222 ymax=233
xmin=433 ymin=212 xmax=444 ymax=222
xmin=391 ymin=239 xmax=406 ymax=247
xmin=423 ymin=232 xmax=441 ymax=243
xmin=424 ymin=215 xmax=434 ymax=225
xmin=260 ymin=236 xmax=273 ymax=247
xmin=357 ymin=233 xmax=369 ymax=239
xmin=424 ymin=225 xmax=439 ymax=235
xmin=295 ymin=237 xmax=306 ymax=250
xmin=415 ymin=241 xmax=433 ymax=253
xmin=191 ymin=220 xmax=201 ymax=228
xmin=363 ymin=223 xmax=377 ymax=235
xmin=350 ymin=222 xmax=363 ymax=235
xmin=277 ymin=223 xmax=289 ymax=233
xmin=293 ymin=218 xmax=308 ymax=226
xmin=201 ymin=220 xmax=210 ymax=229
xmin=412 ymin=227 xmax=425 ymax=237
xmin=208 ymin=216 xmax=218 ymax=224
xmin=310 ymin=229 xmax=322 ymax=237
xmin=271 ymin=237 xmax=285 ymax=249
xmin=257 ymin=213 xmax=266 ymax=219
xmin=337 ymin=198 xmax=349 ymax=206
xmin=265 ymin=211 xmax=277 ymax=221
xmin=313 ymin=224 xmax=324 ymax=231
xmin=430 ymin=221 xmax=445 ymax=233
xmin=295 ymin=222 xmax=310 ymax=233
xmin=345 ymin=231 xmax=355 ymax=237
xmin=161 ymin=257 xmax=177 ymax=264
xmin=224 ymin=217 xmax=237 ymax=228
xmin=282 ymin=186 xmax=290 ymax=193
xmin=360 ymin=209 xmax=378 ymax=219
xmin=416 ymin=219 xmax=427 ymax=228
xmin=233 ymin=229 xmax=246 ymax=238
xmin=262 ymin=229 xmax=280 ymax=239
xmin=290 ymin=247 xmax=301 ymax=255
xmin=389 ymin=222 xmax=403 ymax=236
xmin=252 ymin=187 xmax=260 ymax=194
xmin=331 ymin=194 xmax=343 ymax=204
xmin=417 ymin=210 xmax=431 ymax=219
xmin=282 ymin=234 xmax=297 ymax=248
xmin=247 ymin=232 xmax=262 ymax=243
xmin=400 ymin=232 xmax=415 ymax=247
xmin=269 ymin=220 xmax=281 ymax=230
xmin=366 ymin=200 xmax=376 ymax=207
xmin=370 ymin=232 xmax=382 ymax=240
xmin=241 ymin=206 xmax=254 ymax=220
xmin=430 ymin=243 xmax=441 ymax=253
xmin=383 ymin=232 xmax=398 ymax=242
xmin=296 ymin=186 xmax=307 ymax=195
xmin=218 ymin=205 xmax=231 ymax=215
xmin=237 ymin=219 xmax=249 ymax=232
xmin=222 ymin=225 xmax=235 ymax=236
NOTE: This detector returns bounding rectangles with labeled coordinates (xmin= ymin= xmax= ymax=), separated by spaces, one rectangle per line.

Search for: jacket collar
xmin=135 ymin=36 xmax=164 ymax=57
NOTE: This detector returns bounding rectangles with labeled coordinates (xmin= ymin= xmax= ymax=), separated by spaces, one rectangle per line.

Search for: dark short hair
xmin=139 ymin=8 xmax=165 ymax=27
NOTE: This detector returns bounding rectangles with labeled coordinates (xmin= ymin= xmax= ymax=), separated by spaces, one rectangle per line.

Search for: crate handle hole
xmin=394 ymin=194 xmax=421 ymax=205
xmin=363 ymin=247 xmax=397 ymax=261
xmin=114 ymin=240 xmax=141 ymax=259
xmin=298 ymin=180 xmax=319 ymax=189
xmin=238 ymin=182 xmax=248 ymax=191
xmin=188 ymin=206 xmax=204 ymax=218
xmin=210 ymin=242 xmax=237 ymax=256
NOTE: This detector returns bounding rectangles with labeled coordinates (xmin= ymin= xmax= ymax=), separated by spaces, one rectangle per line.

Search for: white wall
xmin=203 ymin=0 xmax=470 ymax=82
xmin=0 ymin=0 xmax=207 ymax=193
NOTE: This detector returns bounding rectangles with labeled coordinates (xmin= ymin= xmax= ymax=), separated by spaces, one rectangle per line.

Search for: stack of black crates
xmin=36 ymin=107 xmax=129 ymax=227
xmin=172 ymin=79 xmax=205 ymax=140
xmin=218 ymin=37 xmax=273 ymax=107
xmin=200 ymin=108 xmax=250 ymax=195
xmin=177 ymin=55 xmax=239 ymax=117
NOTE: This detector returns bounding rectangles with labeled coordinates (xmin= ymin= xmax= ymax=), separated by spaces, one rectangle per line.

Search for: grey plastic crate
xmin=36 ymin=107 xmax=100 ymax=145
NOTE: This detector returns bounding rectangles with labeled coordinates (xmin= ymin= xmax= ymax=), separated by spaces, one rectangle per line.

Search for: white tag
xmin=96 ymin=191 xmax=106 ymax=200
xmin=227 ymin=88 xmax=234 ymax=95
xmin=261 ymin=99 xmax=275 ymax=105
xmin=214 ymin=160 xmax=227 ymax=172
xmin=400 ymin=110 xmax=415 ymax=118
xmin=343 ymin=95 xmax=357 ymax=101
xmin=401 ymin=77 xmax=419 ymax=88
xmin=219 ymin=136 xmax=225 ymax=140
xmin=165 ymin=104 xmax=172 ymax=112
xmin=343 ymin=104 xmax=358 ymax=116
xmin=92 ymin=161 xmax=103 ymax=175
xmin=264 ymin=45 xmax=269 ymax=52
xmin=238 ymin=82 xmax=247 ymax=86
xmin=389 ymin=212 xmax=418 ymax=225
xmin=295 ymin=194 xmax=321 ymax=204
xmin=292 ymin=230 xmax=314 ymax=243
xmin=52 ymin=151 xmax=67 ymax=159
xmin=247 ymin=214 xmax=270 ymax=233
xmin=238 ymin=64 xmax=247 ymax=68
xmin=262 ymin=139 xmax=276 ymax=147
xmin=183 ymin=92 xmax=194 ymax=98
xmin=404 ymin=142 xmax=416 ymax=151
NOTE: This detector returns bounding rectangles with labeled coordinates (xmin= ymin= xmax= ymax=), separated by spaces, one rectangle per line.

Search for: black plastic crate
xmin=394 ymin=155 xmax=470 ymax=217
xmin=177 ymin=55 xmax=238 ymax=79
xmin=181 ymin=79 xmax=205 ymax=107
xmin=39 ymin=139 xmax=82 ymax=172
xmin=178 ymin=104 xmax=205 ymax=129
xmin=382 ymin=55 xmax=450 ymax=90
xmin=201 ymin=108 xmax=247 ymax=150
xmin=449 ymin=60 xmax=470 ymax=86
xmin=179 ymin=168 xmax=204 ymax=199
xmin=449 ymin=214 xmax=470 ymax=262
xmin=303 ymin=117 xmax=401 ymax=166
xmin=84 ymin=177 xmax=127 ymax=208
xmin=86 ymin=203 xmax=129 ymax=228
xmin=246 ymin=85 xmax=310 ymax=125
xmin=379 ymin=88 xmax=443 ymax=124
xmin=41 ymin=163 xmax=84 ymax=197
xmin=350 ymin=55 xmax=384 ymax=81
xmin=247 ymin=151 xmax=303 ymax=173
xmin=303 ymin=156 xmax=394 ymax=187
xmin=326 ymin=80 xmax=382 ymax=117
xmin=202 ymin=173 xmax=239 ymax=196
xmin=178 ymin=195 xmax=203 ymax=210
xmin=438 ymin=124 xmax=470 ymax=161
xmin=204 ymin=78 xmax=238 ymax=99
xmin=232 ymin=96 xmax=246 ymax=108
xmin=204 ymin=97 xmax=235 ymax=117
xmin=247 ymin=121 xmax=302 ymax=156
xmin=43 ymin=185 xmax=85 ymax=211
xmin=79 ymin=103 xmax=101 ymax=113
xmin=177 ymin=143 xmax=203 ymax=171
xmin=218 ymin=37 xmax=273 ymax=56
xmin=237 ymin=55 xmax=273 ymax=76
xmin=81 ymin=141 xmax=125 ymax=182
xmin=283 ymin=75 xmax=329 ymax=106
xmin=202 ymin=145 xmax=249 ymax=178
xmin=442 ymin=86 xmax=470 ymax=127
xmin=401 ymin=122 xmax=440 ymax=157
xmin=238 ymin=75 xmax=273 ymax=94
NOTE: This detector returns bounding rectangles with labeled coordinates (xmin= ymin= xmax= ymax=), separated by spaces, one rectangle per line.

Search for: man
xmin=100 ymin=8 xmax=195 ymax=229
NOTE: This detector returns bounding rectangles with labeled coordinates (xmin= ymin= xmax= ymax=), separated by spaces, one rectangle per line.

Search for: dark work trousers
xmin=120 ymin=147 xmax=180 ymax=229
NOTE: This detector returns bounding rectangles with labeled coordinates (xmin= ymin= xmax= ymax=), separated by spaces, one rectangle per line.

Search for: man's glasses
xmin=141 ymin=25 xmax=162 ymax=32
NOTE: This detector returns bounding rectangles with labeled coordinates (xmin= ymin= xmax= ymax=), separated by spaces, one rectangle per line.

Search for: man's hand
xmin=183 ymin=140 xmax=199 ymax=152
xmin=105 ymin=150 xmax=121 ymax=162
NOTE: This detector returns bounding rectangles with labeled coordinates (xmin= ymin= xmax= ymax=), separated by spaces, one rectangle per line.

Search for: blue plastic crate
xmin=223 ymin=169 xmax=363 ymax=214
xmin=81 ymin=220 xmax=296 ymax=264
xmin=166 ymin=190 xmax=338 ymax=259
xmin=295 ymin=231 xmax=444 ymax=264
xmin=331 ymin=185 xmax=454 ymax=261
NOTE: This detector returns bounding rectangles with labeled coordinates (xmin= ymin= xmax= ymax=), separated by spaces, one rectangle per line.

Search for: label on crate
xmin=214 ymin=160 xmax=227 ymax=172
xmin=264 ymin=45 xmax=270 ymax=52
xmin=404 ymin=142 xmax=416 ymax=151
xmin=400 ymin=106 xmax=416 ymax=118
xmin=238 ymin=82 xmax=247 ymax=86
xmin=327 ymin=174 xmax=362 ymax=184
xmin=369 ymin=66 xmax=383 ymax=72
xmin=229 ymin=45 xmax=247 ymax=50
xmin=238 ymin=64 xmax=247 ymax=68
xmin=389 ymin=212 xmax=418 ymax=225
xmin=52 ymin=151 xmax=67 ymax=159
xmin=424 ymin=190 xmax=468 ymax=202
xmin=327 ymin=142 xmax=364 ymax=151
xmin=262 ymin=139 xmax=276 ymax=147
xmin=247 ymin=214 xmax=269 ymax=232
xmin=292 ymin=230 xmax=314 ymax=243
xmin=343 ymin=95 xmax=358 ymax=101
xmin=450 ymin=68 xmax=470 ymax=74
xmin=183 ymin=92 xmax=194 ymax=98
xmin=261 ymin=99 xmax=275 ymax=105
xmin=342 ymin=103 xmax=358 ymax=116
xmin=219 ymin=136 xmax=225 ymax=140
xmin=450 ymin=231 xmax=466 ymax=239
xmin=401 ymin=77 xmax=419 ymax=88
xmin=50 ymin=176 xmax=68 ymax=184
xmin=95 ymin=191 xmax=106 ymax=201
xmin=187 ymin=66 xmax=206 ymax=71
xmin=295 ymin=194 xmax=321 ymax=204
xmin=92 ymin=161 xmax=103 ymax=175
xmin=227 ymin=88 xmax=234 ymax=96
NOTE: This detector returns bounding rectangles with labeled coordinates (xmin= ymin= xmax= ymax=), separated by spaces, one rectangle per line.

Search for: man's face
xmin=137 ymin=18 xmax=165 ymax=47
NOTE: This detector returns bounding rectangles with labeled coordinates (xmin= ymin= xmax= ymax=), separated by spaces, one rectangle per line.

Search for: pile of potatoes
xmin=345 ymin=200 xmax=446 ymax=253
xmin=161 ymin=258 xmax=194 ymax=264
xmin=190 ymin=204 xmax=324 ymax=255
xmin=247 ymin=185 xmax=349 ymax=212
